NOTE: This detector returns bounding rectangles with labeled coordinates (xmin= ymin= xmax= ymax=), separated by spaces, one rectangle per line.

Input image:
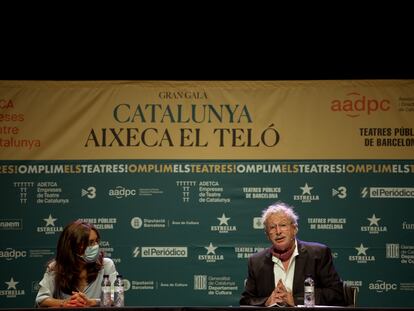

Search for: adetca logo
xmin=331 ymin=92 xmax=391 ymax=117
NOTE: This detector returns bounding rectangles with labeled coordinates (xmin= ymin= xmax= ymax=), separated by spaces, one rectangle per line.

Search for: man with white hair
xmin=240 ymin=201 xmax=345 ymax=307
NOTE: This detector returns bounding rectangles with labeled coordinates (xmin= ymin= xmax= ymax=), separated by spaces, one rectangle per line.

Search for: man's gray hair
xmin=261 ymin=201 xmax=299 ymax=226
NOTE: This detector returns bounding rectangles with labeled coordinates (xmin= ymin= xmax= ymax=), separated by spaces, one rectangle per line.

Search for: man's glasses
xmin=267 ymin=223 xmax=291 ymax=232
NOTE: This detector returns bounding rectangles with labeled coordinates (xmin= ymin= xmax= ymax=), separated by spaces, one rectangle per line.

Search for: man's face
xmin=265 ymin=213 xmax=297 ymax=252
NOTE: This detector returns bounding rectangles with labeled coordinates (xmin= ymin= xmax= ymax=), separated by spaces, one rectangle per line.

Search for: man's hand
xmin=265 ymin=279 xmax=294 ymax=307
xmin=275 ymin=279 xmax=295 ymax=306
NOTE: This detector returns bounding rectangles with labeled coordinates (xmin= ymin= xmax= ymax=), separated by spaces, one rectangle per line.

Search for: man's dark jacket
xmin=240 ymin=240 xmax=345 ymax=306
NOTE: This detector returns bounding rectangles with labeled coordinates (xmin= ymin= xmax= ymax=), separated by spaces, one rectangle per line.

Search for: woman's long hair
xmin=51 ymin=220 xmax=104 ymax=297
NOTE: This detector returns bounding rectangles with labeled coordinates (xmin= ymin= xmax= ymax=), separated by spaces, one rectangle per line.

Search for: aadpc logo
xmin=330 ymin=92 xmax=391 ymax=118
xmin=109 ymin=186 xmax=136 ymax=199
xmin=0 ymin=248 xmax=27 ymax=261
xmin=369 ymin=280 xmax=397 ymax=293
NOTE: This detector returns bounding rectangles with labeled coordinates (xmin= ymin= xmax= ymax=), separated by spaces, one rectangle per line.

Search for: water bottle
xmin=113 ymin=274 xmax=125 ymax=307
xmin=100 ymin=274 xmax=111 ymax=307
xmin=304 ymin=275 xmax=315 ymax=307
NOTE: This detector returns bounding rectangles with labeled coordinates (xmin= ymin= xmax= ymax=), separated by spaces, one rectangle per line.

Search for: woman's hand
xmin=63 ymin=291 xmax=89 ymax=307
xmin=76 ymin=291 xmax=99 ymax=307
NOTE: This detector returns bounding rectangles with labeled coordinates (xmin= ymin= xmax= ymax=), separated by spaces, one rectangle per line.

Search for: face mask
xmin=80 ymin=244 xmax=99 ymax=263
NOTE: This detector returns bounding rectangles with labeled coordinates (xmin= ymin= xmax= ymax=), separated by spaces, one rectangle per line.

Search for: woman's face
xmin=265 ymin=213 xmax=297 ymax=252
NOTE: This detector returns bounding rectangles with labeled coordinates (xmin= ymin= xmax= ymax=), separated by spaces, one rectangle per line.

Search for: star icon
xmin=355 ymin=243 xmax=369 ymax=255
xmin=44 ymin=214 xmax=57 ymax=226
xmin=205 ymin=242 xmax=218 ymax=255
xmin=217 ymin=213 xmax=230 ymax=225
xmin=5 ymin=277 xmax=19 ymax=290
xmin=367 ymin=214 xmax=381 ymax=226
xmin=300 ymin=183 xmax=313 ymax=195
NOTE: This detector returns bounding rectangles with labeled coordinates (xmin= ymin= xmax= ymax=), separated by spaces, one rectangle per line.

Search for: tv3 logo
xmin=332 ymin=186 xmax=347 ymax=199
xmin=81 ymin=186 xmax=96 ymax=199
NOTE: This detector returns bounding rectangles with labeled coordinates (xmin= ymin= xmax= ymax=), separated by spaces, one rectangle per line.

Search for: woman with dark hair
xmin=35 ymin=220 xmax=118 ymax=307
